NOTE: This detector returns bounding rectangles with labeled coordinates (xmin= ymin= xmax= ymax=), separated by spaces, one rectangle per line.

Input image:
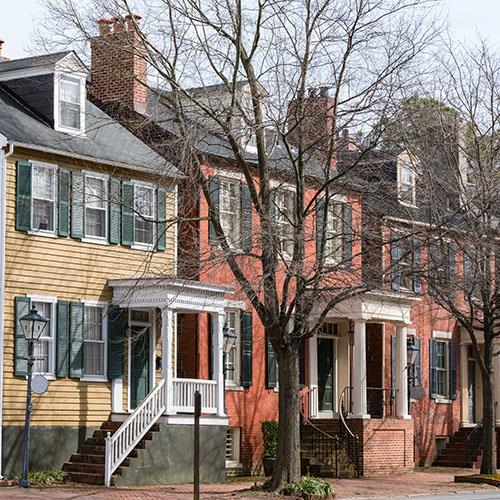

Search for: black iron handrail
xmin=366 ymin=387 xmax=396 ymax=418
xmin=466 ymin=418 xmax=483 ymax=466
xmin=339 ymin=386 xmax=361 ymax=477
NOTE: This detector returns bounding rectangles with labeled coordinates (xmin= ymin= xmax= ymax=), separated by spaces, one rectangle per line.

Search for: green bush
xmin=281 ymin=476 xmax=333 ymax=497
xmin=24 ymin=469 xmax=68 ymax=485
xmin=261 ymin=420 xmax=278 ymax=458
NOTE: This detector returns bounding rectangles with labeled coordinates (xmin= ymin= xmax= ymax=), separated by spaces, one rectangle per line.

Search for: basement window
xmin=226 ymin=427 xmax=241 ymax=468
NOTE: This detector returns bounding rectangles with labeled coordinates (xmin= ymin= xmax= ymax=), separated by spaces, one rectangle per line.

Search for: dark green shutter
xmin=266 ymin=337 xmax=277 ymax=389
xmin=71 ymin=171 xmax=84 ymax=239
xmin=14 ymin=297 xmax=30 ymax=376
xmin=57 ymin=168 xmax=70 ymax=237
xmin=16 ymin=160 xmax=32 ymax=232
xmin=414 ymin=338 xmax=421 ymax=387
xmin=429 ymin=339 xmax=437 ymax=399
xmin=316 ymin=199 xmax=326 ymax=261
xmin=413 ymin=243 xmax=421 ymax=293
xmin=109 ymin=178 xmax=121 ymax=244
xmin=69 ymin=302 xmax=84 ymax=378
xmin=342 ymin=203 xmax=353 ymax=265
xmin=449 ymin=340 xmax=457 ymax=400
xmin=240 ymin=311 xmax=253 ymax=388
xmin=56 ymin=301 xmax=70 ymax=377
xmin=299 ymin=338 xmax=305 ymax=388
xmin=121 ymin=181 xmax=135 ymax=246
xmin=241 ymin=184 xmax=252 ymax=252
xmin=391 ymin=240 xmax=401 ymax=290
xmin=156 ymin=187 xmax=167 ymax=251
xmin=391 ymin=335 xmax=396 ymax=389
xmin=449 ymin=242 xmax=457 ymax=297
xmin=108 ymin=305 xmax=126 ymax=379
xmin=208 ymin=176 xmax=220 ymax=245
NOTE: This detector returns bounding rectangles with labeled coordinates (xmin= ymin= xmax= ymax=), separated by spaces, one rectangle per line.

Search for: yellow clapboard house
xmin=0 ymin=51 xmax=230 ymax=485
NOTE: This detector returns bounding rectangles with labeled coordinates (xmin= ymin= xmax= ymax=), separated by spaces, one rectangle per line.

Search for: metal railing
xmin=466 ymin=418 xmax=484 ymax=466
xmin=367 ymin=387 xmax=396 ymax=418
xmin=339 ymin=386 xmax=361 ymax=477
xmin=104 ymin=379 xmax=166 ymax=487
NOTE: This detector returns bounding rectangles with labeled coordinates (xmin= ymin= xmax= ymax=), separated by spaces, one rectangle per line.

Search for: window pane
xmin=85 ymin=208 xmax=106 ymax=238
xmin=84 ymin=307 xmax=105 ymax=377
xmin=135 ymin=216 xmax=154 ymax=245
xmin=84 ymin=307 xmax=103 ymax=341
xmin=31 ymin=302 xmax=52 ymax=374
xmin=33 ymin=199 xmax=54 ymax=231
xmin=85 ymin=177 xmax=106 ymax=209
xmin=135 ymin=186 xmax=154 ymax=217
xmin=60 ymin=78 xmax=81 ymax=104
xmin=61 ymin=103 xmax=81 ymax=129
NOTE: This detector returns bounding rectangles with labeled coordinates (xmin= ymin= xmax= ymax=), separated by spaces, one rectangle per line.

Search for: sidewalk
xmin=0 ymin=468 xmax=496 ymax=499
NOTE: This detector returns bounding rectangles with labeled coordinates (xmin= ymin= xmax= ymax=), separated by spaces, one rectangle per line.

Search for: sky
xmin=0 ymin=0 xmax=499 ymax=60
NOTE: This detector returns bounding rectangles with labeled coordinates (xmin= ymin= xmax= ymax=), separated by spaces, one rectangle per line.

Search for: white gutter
xmin=0 ymin=136 xmax=13 ymax=479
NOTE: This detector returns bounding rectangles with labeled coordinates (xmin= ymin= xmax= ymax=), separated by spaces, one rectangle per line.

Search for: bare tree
xmin=37 ymin=0 xmax=440 ymax=489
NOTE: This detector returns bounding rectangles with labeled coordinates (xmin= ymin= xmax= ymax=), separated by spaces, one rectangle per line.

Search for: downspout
xmin=0 ymin=136 xmax=13 ymax=479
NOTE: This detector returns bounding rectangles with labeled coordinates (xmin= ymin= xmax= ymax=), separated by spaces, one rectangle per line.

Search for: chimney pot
xmin=125 ymin=13 xmax=142 ymax=31
xmin=319 ymin=86 xmax=329 ymax=98
xmin=97 ymin=18 xmax=113 ymax=36
xmin=342 ymin=128 xmax=349 ymax=138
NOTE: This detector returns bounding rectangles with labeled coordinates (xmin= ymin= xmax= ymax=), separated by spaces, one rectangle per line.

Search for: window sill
xmin=82 ymin=237 xmax=109 ymax=246
xmin=225 ymin=385 xmax=244 ymax=392
xmin=54 ymin=125 xmax=87 ymax=137
xmin=225 ymin=461 xmax=242 ymax=469
xmin=132 ymin=244 xmax=155 ymax=252
xmin=434 ymin=397 xmax=452 ymax=404
xmin=31 ymin=374 xmax=55 ymax=381
xmin=398 ymin=200 xmax=418 ymax=209
xmin=80 ymin=377 xmax=108 ymax=383
xmin=28 ymin=230 xmax=58 ymax=238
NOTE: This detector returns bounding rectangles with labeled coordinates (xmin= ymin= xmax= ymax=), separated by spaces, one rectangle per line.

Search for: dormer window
xmin=398 ymin=162 xmax=416 ymax=206
xmin=55 ymin=73 xmax=85 ymax=134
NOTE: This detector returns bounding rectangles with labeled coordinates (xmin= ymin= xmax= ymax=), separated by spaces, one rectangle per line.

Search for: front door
xmin=317 ymin=338 xmax=335 ymax=412
xmin=468 ymin=359 xmax=476 ymax=424
xmin=130 ymin=326 xmax=151 ymax=409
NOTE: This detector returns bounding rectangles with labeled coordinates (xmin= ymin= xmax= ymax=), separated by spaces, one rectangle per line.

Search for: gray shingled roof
xmin=0 ymin=84 xmax=180 ymax=177
xmin=0 ymin=51 xmax=74 ymax=73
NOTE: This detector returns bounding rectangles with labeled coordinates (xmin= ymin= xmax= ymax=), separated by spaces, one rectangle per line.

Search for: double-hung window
xmin=324 ymin=203 xmax=342 ymax=265
xmin=225 ymin=310 xmax=241 ymax=386
xmin=32 ymin=163 xmax=57 ymax=233
xmin=220 ymin=179 xmax=241 ymax=248
xmin=83 ymin=304 xmax=107 ymax=379
xmin=434 ymin=340 xmax=448 ymax=398
xmin=274 ymin=190 xmax=295 ymax=257
xmin=31 ymin=300 xmax=55 ymax=377
xmin=84 ymin=174 xmax=108 ymax=240
xmin=398 ymin=162 xmax=416 ymax=205
xmin=59 ymin=76 xmax=82 ymax=131
xmin=134 ymin=183 xmax=155 ymax=247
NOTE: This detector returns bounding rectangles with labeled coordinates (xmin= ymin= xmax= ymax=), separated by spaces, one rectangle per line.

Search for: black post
xmin=193 ymin=390 xmax=201 ymax=500
xmin=223 ymin=352 xmax=227 ymax=413
xmin=19 ymin=339 xmax=34 ymax=488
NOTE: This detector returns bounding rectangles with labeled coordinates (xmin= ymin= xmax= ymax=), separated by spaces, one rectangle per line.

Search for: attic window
xmin=58 ymin=75 xmax=83 ymax=131
xmin=398 ymin=162 xmax=416 ymax=206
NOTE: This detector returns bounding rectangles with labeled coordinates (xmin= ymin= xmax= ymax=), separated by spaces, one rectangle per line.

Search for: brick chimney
xmin=0 ymin=39 xmax=9 ymax=62
xmin=90 ymin=14 xmax=148 ymax=114
xmin=287 ymin=86 xmax=335 ymax=154
xmin=337 ymin=128 xmax=358 ymax=152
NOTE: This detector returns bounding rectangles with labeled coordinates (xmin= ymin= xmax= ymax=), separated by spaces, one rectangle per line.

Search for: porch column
xmin=351 ymin=319 xmax=369 ymax=419
xmin=212 ymin=312 xmax=225 ymax=417
xmin=493 ymin=341 xmax=500 ymax=425
xmin=162 ymin=308 xmax=175 ymax=415
xmin=460 ymin=341 xmax=470 ymax=426
xmin=395 ymin=324 xmax=410 ymax=419
xmin=308 ymin=335 xmax=318 ymax=418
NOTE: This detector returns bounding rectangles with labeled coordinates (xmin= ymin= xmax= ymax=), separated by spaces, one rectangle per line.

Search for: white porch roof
xmin=108 ymin=277 xmax=234 ymax=314
xmin=324 ymin=291 xmax=420 ymax=324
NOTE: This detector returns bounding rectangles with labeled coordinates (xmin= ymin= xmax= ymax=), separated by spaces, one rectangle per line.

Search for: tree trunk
xmin=480 ymin=369 xmax=497 ymax=474
xmin=269 ymin=343 xmax=301 ymax=491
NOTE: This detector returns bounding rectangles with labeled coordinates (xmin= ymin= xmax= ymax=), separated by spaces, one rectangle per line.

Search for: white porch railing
xmin=104 ymin=379 xmax=165 ymax=487
xmin=172 ymin=378 xmax=217 ymax=414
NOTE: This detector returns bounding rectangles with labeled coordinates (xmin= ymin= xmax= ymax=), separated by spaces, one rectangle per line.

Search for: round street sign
xmin=32 ymin=374 xmax=49 ymax=395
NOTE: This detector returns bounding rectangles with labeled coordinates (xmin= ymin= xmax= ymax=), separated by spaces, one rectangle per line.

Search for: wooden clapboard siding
xmin=3 ymin=151 xmax=177 ymax=427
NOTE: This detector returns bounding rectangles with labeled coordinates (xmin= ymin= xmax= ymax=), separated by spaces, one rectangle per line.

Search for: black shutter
xmin=241 ymin=184 xmax=252 ymax=252
xmin=109 ymin=178 xmax=121 ymax=244
xmin=299 ymin=338 xmax=305 ymax=388
xmin=449 ymin=242 xmax=457 ymax=297
xmin=449 ymin=340 xmax=457 ymax=400
xmin=429 ymin=339 xmax=437 ymax=399
xmin=240 ymin=311 xmax=253 ymax=388
xmin=56 ymin=301 xmax=70 ymax=377
xmin=414 ymin=338 xmax=421 ymax=387
xmin=14 ymin=297 xmax=30 ymax=376
xmin=108 ymin=305 xmax=126 ymax=379
xmin=69 ymin=302 xmax=84 ymax=379
xmin=316 ymin=199 xmax=326 ymax=262
xmin=208 ymin=176 xmax=220 ymax=245
xmin=342 ymin=203 xmax=353 ymax=265
xmin=57 ymin=168 xmax=70 ymax=237
xmin=391 ymin=240 xmax=401 ymax=290
xmin=413 ymin=243 xmax=421 ymax=293
xmin=266 ymin=337 xmax=277 ymax=389
xmin=16 ymin=160 xmax=32 ymax=232
xmin=391 ymin=335 xmax=396 ymax=389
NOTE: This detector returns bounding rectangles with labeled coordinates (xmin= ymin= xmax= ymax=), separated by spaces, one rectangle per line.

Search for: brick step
xmin=63 ymin=462 xmax=124 ymax=475
xmin=66 ymin=471 xmax=110 ymax=486
xmin=69 ymin=453 xmax=131 ymax=467
xmin=434 ymin=460 xmax=473 ymax=467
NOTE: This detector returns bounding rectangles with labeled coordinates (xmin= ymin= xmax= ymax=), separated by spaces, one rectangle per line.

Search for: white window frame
xmin=225 ymin=427 xmax=242 ymax=468
xmin=219 ymin=177 xmax=241 ymax=250
xmin=224 ymin=309 xmax=241 ymax=388
xmin=29 ymin=295 xmax=57 ymax=380
xmin=82 ymin=171 xmax=109 ymax=244
xmin=81 ymin=301 xmax=108 ymax=382
xmin=274 ymin=189 xmax=295 ymax=259
xmin=324 ymin=202 xmax=343 ymax=266
xmin=30 ymin=161 xmax=58 ymax=237
xmin=434 ymin=339 xmax=449 ymax=400
xmin=54 ymin=72 xmax=86 ymax=136
xmin=132 ymin=180 xmax=156 ymax=251
xmin=397 ymin=161 xmax=416 ymax=206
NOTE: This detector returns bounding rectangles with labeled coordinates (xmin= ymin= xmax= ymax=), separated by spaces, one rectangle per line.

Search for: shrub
xmin=24 ymin=469 xmax=68 ymax=485
xmin=261 ymin=420 xmax=278 ymax=458
xmin=281 ymin=476 xmax=334 ymax=497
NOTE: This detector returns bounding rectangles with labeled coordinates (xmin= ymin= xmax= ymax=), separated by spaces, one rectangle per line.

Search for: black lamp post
xmin=18 ymin=307 xmax=48 ymax=488
xmin=406 ymin=342 xmax=419 ymax=414
xmin=222 ymin=321 xmax=237 ymax=413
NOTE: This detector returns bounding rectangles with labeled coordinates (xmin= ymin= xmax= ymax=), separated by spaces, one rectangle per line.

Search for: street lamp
xmin=406 ymin=342 xmax=419 ymax=414
xmin=18 ymin=307 xmax=48 ymax=488
xmin=222 ymin=321 xmax=238 ymax=412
